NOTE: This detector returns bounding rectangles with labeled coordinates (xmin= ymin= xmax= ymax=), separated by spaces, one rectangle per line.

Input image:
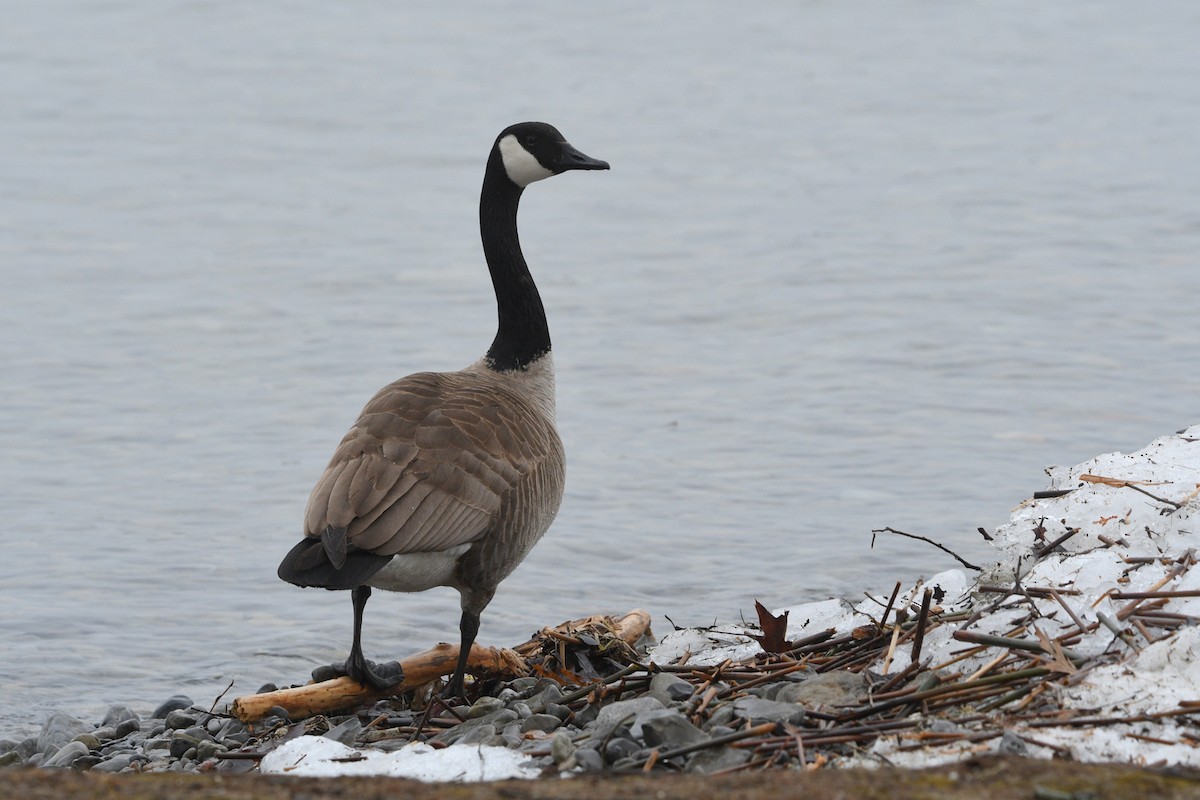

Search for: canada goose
xmin=277 ymin=122 xmax=608 ymax=696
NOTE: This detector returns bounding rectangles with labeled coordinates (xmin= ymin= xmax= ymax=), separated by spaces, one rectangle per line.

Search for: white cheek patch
xmin=498 ymin=134 xmax=554 ymax=187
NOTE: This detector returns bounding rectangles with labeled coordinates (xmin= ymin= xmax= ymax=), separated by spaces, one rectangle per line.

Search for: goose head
xmin=495 ymin=121 xmax=610 ymax=188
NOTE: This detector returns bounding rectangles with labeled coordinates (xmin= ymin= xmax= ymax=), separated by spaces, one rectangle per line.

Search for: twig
xmin=1034 ymin=527 xmax=1079 ymax=559
xmin=871 ymin=527 xmax=982 ymax=571
xmin=910 ymin=589 xmax=933 ymax=665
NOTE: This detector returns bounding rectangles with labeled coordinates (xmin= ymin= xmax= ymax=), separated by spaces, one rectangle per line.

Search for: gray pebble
xmin=520 ymin=714 xmax=561 ymax=734
xmin=144 ymin=736 xmax=171 ymax=752
xmin=776 ymin=671 xmax=866 ymax=707
xmin=545 ymin=703 xmax=572 ymax=721
xmin=91 ymin=754 xmax=134 ymax=773
xmin=195 ymin=740 xmax=228 ymax=761
xmin=997 ymin=730 xmax=1029 ymax=756
xmin=640 ymin=710 xmax=707 ymax=750
xmin=71 ymin=733 xmax=101 ymax=751
xmin=593 ymin=697 xmax=665 ymax=738
xmin=731 ymin=696 xmax=804 ymax=725
xmin=215 ymin=719 xmax=249 ymax=745
xmin=511 ymin=701 xmax=532 ymax=719
xmin=152 ymin=695 xmax=194 ymax=719
xmin=169 ymin=731 xmax=206 ymax=760
xmin=0 ymin=751 xmax=23 ymax=768
xmin=549 ymin=731 xmax=575 ymax=765
xmin=649 ymin=673 xmax=693 ymax=704
xmin=37 ymin=712 xmax=90 ymax=756
xmin=928 ymin=718 xmax=961 ymax=734
xmin=42 ymin=740 xmax=90 ymax=768
xmin=603 ymin=737 xmax=640 ymax=763
xmin=457 ymin=724 xmax=497 ymax=746
xmin=323 ymin=717 xmax=362 ymax=746
xmin=468 ymin=697 xmax=505 ymax=718
xmin=573 ymin=748 xmax=603 ymax=771
xmin=508 ymin=676 xmax=539 ymax=694
xmin=92 ymin=726 xmax=118 ymax=743
xmin=686 ymin=745 xmax=750 ymax=774
xmin=571 ymin=703 xmax=599 ymax=727
xmin=102 ymin=705 xmax=140 ymax=728
xmin=705 ymin=704 xmax=736 ymax=729
xmin=528 ymin=684 xmax=564 ymax=709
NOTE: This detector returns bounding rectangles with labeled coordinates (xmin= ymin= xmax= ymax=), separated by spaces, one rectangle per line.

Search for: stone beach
xmin=4 ymin=425 xmax=1200 ymax=784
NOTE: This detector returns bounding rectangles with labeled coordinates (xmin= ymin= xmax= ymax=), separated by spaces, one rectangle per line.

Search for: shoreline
xmin=4 ymin=424 xmax=1199 ymax=782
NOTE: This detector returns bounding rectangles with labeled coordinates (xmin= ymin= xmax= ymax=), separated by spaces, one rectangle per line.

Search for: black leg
xmin=312 ymin=585 xmax=404 ymax=690
xmin=444 ymin=609 xmax=480 ymax=698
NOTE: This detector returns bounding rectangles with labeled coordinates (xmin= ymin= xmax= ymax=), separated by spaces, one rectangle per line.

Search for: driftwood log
xmin=231 ymin=609 xmax=651 ymax=723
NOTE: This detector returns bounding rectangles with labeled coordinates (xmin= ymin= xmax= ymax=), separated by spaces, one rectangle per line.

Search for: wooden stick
xmin=231 ymin=609 xmax=652 ymax=723
xmin=230 ymin=643 xmax=527 ymax=723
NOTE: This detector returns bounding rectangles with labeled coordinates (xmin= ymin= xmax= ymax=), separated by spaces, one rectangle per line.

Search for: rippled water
xmin=2 ymin=2 xmax=1199 ymax=737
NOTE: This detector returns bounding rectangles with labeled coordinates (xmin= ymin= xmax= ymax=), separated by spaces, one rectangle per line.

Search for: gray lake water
xmin=2 ymin=1 xmax=1198 ymax=737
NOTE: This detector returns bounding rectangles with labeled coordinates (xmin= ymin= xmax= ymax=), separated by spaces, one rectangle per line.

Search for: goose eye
xmin=524 ymin=135 xmax=538 ymax=146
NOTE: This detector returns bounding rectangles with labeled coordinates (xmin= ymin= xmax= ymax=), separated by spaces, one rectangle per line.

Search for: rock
xmin=508 ymin=677 xmax=539 ymax=694
xmin=520 ymin=714 xmax=562 ymax=734
xmin=432 ymin=709 xmax=518 ymax=745
xmin=603 ymin=737 xmax=641 ymax=763
xmin=457 ymin=724 xmax=498 ymax=746
xmin=152 ymin=695 xmax=194 ymax=719
xmin=528 ymin=683 xmax=564 ymax=709
xmin=593 ymin=697 xmax=665 ymax=738
xmin=169 ymin=730 xmax=207 ymax=760
xmin=776 ymin=671 xmax=866 ymax=707
xmin=144 ymin=735 xmax=171 ymax=752
xmin=511 ymin=701 xmax=532 ymax=719
xmin=997 ymin=730 xmax=1029 ymax=756
xmin=71 ymin=733 xmax=101 ymax=751
xmin=731 ymin=697 xmax=805 ymax=726
xmin=468 ymin=697 xmax=505 ymax=719
xmin=323 ymin=717 xmax=362 ymax=746
xmin=640 ymin=710 xmax=707 ymax=750
xmin=546 ymin=703 xmax=572 ymax=721
xmin=101 ymin=705 xmax=140 ymax=728
xmin=686 ymin=744 xmax=751 ymax=774
xmin=113 ymin=718 xmax=141 ymax=739
xmin=42 ymin=740 xmax=90 ymax=768
xmin=37 ymin=713 xmax=90 ymax=757
xmin=649 ymin=673 xmax=693 ymax=705
xmin=0 ymin=740 xmax=16 ymax=756
xmin=91 ymin=726 xmax=118 ymax=743
xmin=573 ymin=748 xmax=604 ymax=771
xmin=256 ymin=683 xmax=278 ymax=694
xmin=91 ymin=754 xmax=133 ymax=773
xmin=928 ymin=718 xmax=961 ymax=734
xmin=705 ymin=704 xmax=735 ymax=729
xmin=0 ymin=751 xmax=23 ymax=768
xmin=215 ymin=719 xmax=249 ymax=745
xmin=195 ymin=740 xmax=228 ymax=761
xmin=550 ymin=731 xmax=575 ymax=765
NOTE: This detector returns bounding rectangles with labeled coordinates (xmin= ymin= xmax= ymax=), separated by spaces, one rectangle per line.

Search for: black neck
xmin=480 ymin=151 xmax=550 ymax=372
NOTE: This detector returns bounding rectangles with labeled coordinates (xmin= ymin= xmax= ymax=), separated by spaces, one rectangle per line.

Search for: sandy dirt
xmin=3 ymin=757 xmax=1199 ymax=800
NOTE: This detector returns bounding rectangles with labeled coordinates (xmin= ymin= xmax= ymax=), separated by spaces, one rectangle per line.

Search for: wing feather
xmin=302 ymin=369 xmax=555 ymax=559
